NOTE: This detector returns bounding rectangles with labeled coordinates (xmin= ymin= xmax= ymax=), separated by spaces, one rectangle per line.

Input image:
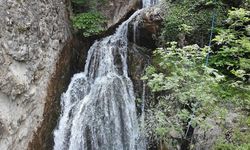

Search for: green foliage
xmin=214 ymin=141 xmax=250 ymax=150
xmin=212 ymin=112 xmax=250 ymax=149
xmin=212 ymin=8 xmax=250 ymax=70
xmin=71 ymin=0 xmax=107 ymax=13
xmin=72 ymin=0 xmax=87 ymax=5
xmin=71 ymin=0 xmax=106 ymax=6
xmin=72 ymin=12 xmax=106 ymax=37
xmin=70 ymin=0 xmax=107 ymax=37
xmin=142 ymin=42 xmax=224 ymax=147
xmin=161 ymin=0 xmax=226 ymax=46
xmin=143 ymin=8 xmax=250 ymax=148
xmin=210 ymin=8 xmax=250 ymax=110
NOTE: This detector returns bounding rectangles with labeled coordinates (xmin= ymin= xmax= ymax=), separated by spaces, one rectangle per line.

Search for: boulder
xmin=192 ymin=112 xmax=246 ymax=150
xmin=99 ymin=0 xmax=140 ymax=29
xmin=128 ymin=7 xmax=163 ymax=49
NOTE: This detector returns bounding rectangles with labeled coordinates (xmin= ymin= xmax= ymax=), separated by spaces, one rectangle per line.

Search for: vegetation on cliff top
xmin=143 ymin=0 xmax=250 ymax=149
xmin=72 ymin=12 xmax=106 ymax=37
xmin=71 ymin=0 xmax=107 ymax=37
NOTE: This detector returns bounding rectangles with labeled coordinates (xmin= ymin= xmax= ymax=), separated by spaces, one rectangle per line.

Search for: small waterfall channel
xmin=142 ymin=0 xmax=159 ymax=8
xmin=53 ymin=1 xmax=157 ymax=150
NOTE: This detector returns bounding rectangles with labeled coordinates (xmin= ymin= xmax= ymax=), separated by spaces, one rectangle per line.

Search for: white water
xmin=53 ymin=10 xmax=144 ymax=150
xmin=133 ymin=20 xmax=139 ymax=43
xmin=53 ymin=0 xmax=157 ymax=149
xmin=142 ymin=0 xmax=158 ymax=8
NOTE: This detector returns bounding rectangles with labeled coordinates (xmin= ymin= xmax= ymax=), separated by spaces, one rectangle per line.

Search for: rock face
xmin=126 ymin=6 xmax=163 ymax=102
xmin=128 ymin=44 xmax=150 ymax=101
xmin=0 ymin=0 xmax=71 ymax=149
xmin=128 ymin=7 xmax=163 ymax=49
xmin=99 ymin=0 xmax=140 ymax=29
xmin=27 ymin=33 xmax=93 ymax=150
xmin=192 ymin=118 xmax=222 ymax=150
xmin=192 ymin=112 xmax=246 ymax=150
xmin=0 ymin=0 xmax=143 ymax=149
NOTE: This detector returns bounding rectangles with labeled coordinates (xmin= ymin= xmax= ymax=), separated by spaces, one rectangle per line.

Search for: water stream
xmin=53 ymin=1 xmax=157 ymax=149
xmin=142 ymin=0 xmax=159 ymax=8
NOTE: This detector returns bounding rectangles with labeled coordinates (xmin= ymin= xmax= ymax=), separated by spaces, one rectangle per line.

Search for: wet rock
xmin=99 ymin=0 xmax=140 ymax=29
xmin=126 ymin=6 xmax=164 ymax=102
xmin=128 ymin=44 xmax=150 ymax=100
xmin=128 ymin=7 xmax=163 ymax=49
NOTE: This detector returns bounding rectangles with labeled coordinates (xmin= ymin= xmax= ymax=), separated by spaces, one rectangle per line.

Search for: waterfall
xmin=53 ymin=0 xmax=158 ymax=149
xmin=53 ymin=10 xmax=144 ymax=150
xmin=142 ymin=0 xmax=158 ymax=8
xmin=133 ymin=20 xmax=139 ymax=43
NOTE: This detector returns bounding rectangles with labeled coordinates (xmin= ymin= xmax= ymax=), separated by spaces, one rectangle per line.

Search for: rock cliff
xmin=0 ymin=0 xmax=140 ymax=149
xmin=0 ymin=0 xmax=71 ymax=149
xmin=99 ymin=0 xmax=140 ymax=29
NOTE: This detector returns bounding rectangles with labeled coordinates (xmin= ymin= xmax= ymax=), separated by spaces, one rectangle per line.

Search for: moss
xmin=17 ymin=26 xmax=30 ymax=33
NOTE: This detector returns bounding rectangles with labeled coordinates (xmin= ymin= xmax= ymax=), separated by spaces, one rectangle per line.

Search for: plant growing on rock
xmin=71 ymin=0 xmax=107 ymax=12
xmin=161 ymin=0 xmax=226 ymax=46
xmin=142 ymin=42 xmax=225 ymax=148
xmin=142 ymin=7 xmax=250 ymax=149
xmin=72 ymin=12 xmax=106 ymax=37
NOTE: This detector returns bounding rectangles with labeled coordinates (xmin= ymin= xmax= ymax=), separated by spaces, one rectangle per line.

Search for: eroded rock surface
xmin=192 ymin=112 xmax=249 ymax=150
xmin=128 ymin=6 xmax=163 ymax=49
xmin=0 ymin=0 xmax=71 ymax=149
xmin=99 ymin=0 xmax=140 ymax=29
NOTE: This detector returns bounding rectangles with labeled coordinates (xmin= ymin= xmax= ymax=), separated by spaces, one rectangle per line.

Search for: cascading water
xmin=142 ymin=0 xmax=158 ymax=8
xmin=53 ymin=10 xmax=143 ymax=150
xmin=53 ymin=1 xmax=157 ymax=150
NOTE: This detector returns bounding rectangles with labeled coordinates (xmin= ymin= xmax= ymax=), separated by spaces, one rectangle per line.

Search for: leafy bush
xmin=142 ymin=8 xmax=250 ymax=149
xmin=71 ymin=0 xmax=106 ymax=11
xmin=210 ymin=8 xmax=250 ymax=110
xmin=142 ymin=42 xmax=224 ymax=148
xmin=211 ymin=8 xmax=250 ymax=71
xmin=72 ymin=12 xmax=106 ymax=37
xmin=72 ymin=0 xmax=87 ymax=5
xmin=161 ymin=0 xmax=226 ymax=46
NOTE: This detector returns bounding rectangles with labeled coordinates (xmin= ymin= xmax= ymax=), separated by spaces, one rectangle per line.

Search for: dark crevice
xmin=85 ymin=8 xmax=138 ymax=41
xmin=181 ymin=126 xmax=194 ymax=150
xmin=181 ymin=103 xmax=196 ymax=150
xmin=27 ymin=33 xmax=93 ymax=150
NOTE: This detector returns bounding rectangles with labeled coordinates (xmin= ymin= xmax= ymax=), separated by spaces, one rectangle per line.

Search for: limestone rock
xmin=99 ymin=0 xmax=139 ymax=29
xmin=192 ymin=112 xmax=245 ymax=150
xmin=0 ymin=0 xmax=71 ymax=149
xmin=192 ymin=118 xmax=222 ymax=150
xmin=128 ymin=6 xmax=163 ymax=49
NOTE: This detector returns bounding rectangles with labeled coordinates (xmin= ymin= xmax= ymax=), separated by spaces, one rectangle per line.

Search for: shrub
xmin=72 ymin=12 xmax=106 ymax=37
xmin=210 ymin=8 xmax=250 ymax=110
xmin=142 ymin=42 xmax=224 ymax=148
xmin=161 ymin=0 xmax=226 ymax=46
